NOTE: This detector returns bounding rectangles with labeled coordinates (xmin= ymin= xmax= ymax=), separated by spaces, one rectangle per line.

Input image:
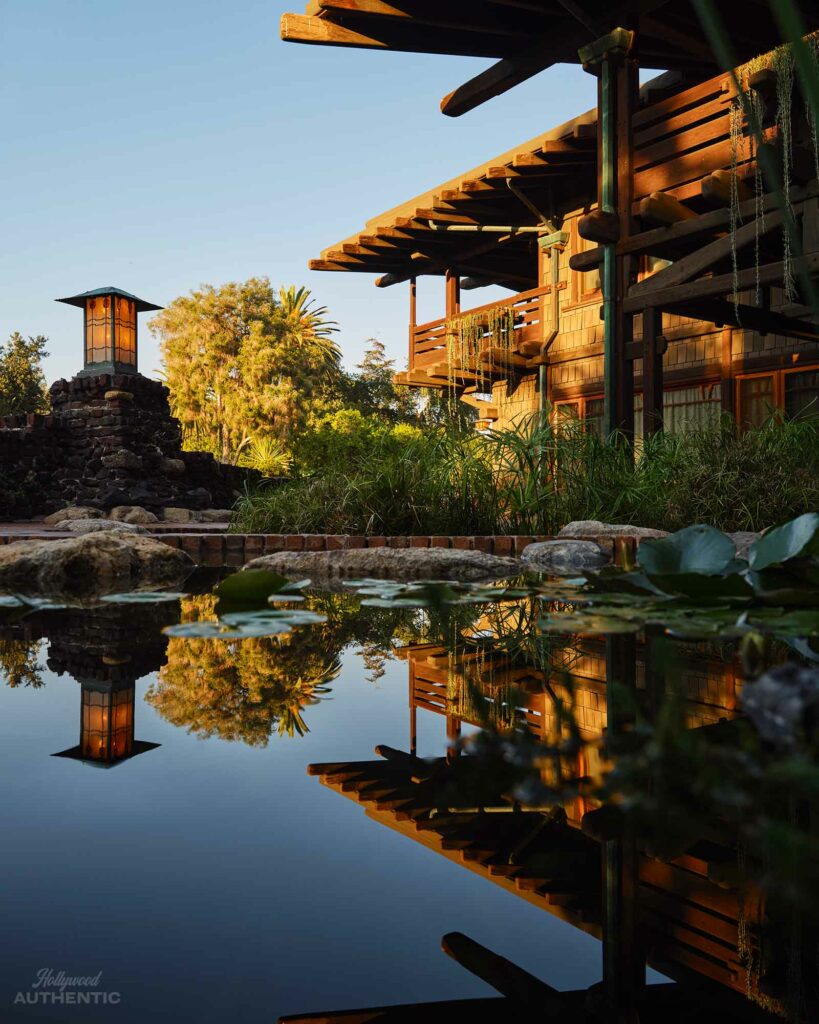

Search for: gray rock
xmin=160 ymin=457 xmax=186 ymax=477
xmin=559 ymin=520 xmax=668 ymax=540
xmin=727 ymin=531 xmax=761 ymax=560
xmin=0 ymin=533 xmax=193 ymax=598
xmin=198 ymin=508 xmax=233 ymax=524
xmin=101 ymin=448 xmax=142 ymax=471
xmin=244 ymin=547 xmax=519 ymax=582
xmin=109 ymin=506 xmax=159 ymax=525
xmin=43 ymin=506 xmax=103 ymax=526
xmin=521 ymin=539 xmax=609 ymax=575
xmin=65 ymin=519 xmax=145 ymax=535
xmin=162 ymin=507 xmax=195 ymax=523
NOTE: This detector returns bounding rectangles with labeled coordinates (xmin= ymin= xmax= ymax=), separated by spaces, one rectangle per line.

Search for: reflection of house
xmin=283 ymin=6 xmax=819 ymax=437
xmin=306 ymin=636 xmax=760 ymax=1010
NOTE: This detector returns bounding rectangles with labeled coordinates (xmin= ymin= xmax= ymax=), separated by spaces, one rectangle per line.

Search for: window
xmin=663 ymin=383 xmax=722 ymax=433
xmin=575 ymin=385 xmax=721 ymax=438
xmin=737 ymin=375 xmax=776 ymax=429
xmin=785 ymin=369 xmax=819 ymax=420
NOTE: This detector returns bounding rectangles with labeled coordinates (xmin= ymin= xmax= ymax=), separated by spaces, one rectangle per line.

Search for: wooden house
xmin=282 ymin=3 xmax=819 ymax=437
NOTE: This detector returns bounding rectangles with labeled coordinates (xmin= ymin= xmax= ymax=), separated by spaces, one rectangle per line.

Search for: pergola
xmin=283 ymin=2 xmax=819 ymax=439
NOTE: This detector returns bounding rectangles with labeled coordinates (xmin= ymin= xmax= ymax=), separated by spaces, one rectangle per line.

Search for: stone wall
xmin=0 ymin=372 xmax=255 ymax=519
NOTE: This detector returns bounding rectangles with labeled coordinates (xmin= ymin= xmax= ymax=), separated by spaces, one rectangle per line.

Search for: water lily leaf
xmin=644 ymin=571 xmax=754 ymax=602
xmin=585 ymin=569 xmax=670 ymax=597
xmin=163 ymin=608 xmax=325 ymax=639
xmin=749 ymin=512 xmax=819 ymax=570
xmin=0 ymin=595 xmax=24 ymax=608
xmin=215 ymin=569 xmax=292 ymax=603
xmin=747 ymin=567 xmax=819 ymax=606
xmin=100 ymin=591 xmax=187 ymax=604
xmin=539 ymin=610 xmax=642 ymax=634
xmin=638 ymin=525 xmax=742 ymax=576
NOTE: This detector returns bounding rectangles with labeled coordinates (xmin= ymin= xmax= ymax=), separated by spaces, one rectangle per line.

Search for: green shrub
xmin=233 ymin=426 xmax=497 ymax=535
xmin=232 ymin=410 xmax=819 ymax=536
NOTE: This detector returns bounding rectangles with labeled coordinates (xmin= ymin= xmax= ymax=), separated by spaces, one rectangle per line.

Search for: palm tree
xmin=278 ymin=285 xmax=341 ymax=369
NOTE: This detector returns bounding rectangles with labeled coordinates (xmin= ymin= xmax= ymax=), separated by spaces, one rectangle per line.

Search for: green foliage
xmin=0 ymin=332 xmax=49 ymax=416
xmin=234 ymin=409 xmax=819 ymax=536
xmin=234 ymin=425 xmax=497 ymax=536
xmin=151 ymin=278 xmax=339 ymax=464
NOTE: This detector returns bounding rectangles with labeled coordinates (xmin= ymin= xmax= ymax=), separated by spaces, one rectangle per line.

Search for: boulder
xmin=162 ymin=507 xmax=195 ymax=523
xmin=0 ymin=533 xmax=193 ymax=598
xmin=198 ymin=509 xmax=233 ymax=524
xmin=727 ymin=531 xmax=762 ymax=560
xmin=244 ymin=547 xmax=519 ymax=582
xmin=559 ymin=520 xmax=668 ymax=541
xmin=65 ymin=519 xmax=145 ymax=535
xmin=101 ymin=449 xmax=142 ymax=472
xmin=160 ymin=457 xmax=186 ymax=477
xmin=109 ymin=506 xmax=160 ymax=525
xmin=43 ymin=506 xmax=103 ymax=526
xmin=521 ymin=539 xmax=609 ymax=575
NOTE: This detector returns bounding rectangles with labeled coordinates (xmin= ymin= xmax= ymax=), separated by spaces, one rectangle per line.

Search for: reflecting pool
xmin=1 ymin=580 xmax=816 ymax=1022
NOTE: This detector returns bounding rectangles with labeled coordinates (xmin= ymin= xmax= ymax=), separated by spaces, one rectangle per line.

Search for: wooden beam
xmin=623 ymin=252 xmax=819 ymax=312
xmin=666 ymin=298 xmax=819 ymax=343
xmin=280 ymin=12 xmax=512 ymax=57
xmin=629 ymin=207 xmax=784 ymax=297
xmin=638 ymin=192 xmax=697 ymax=226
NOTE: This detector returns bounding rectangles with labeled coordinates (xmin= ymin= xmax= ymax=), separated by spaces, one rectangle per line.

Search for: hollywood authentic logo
xmin=13 ymin=968 xmax=121 ymax=1007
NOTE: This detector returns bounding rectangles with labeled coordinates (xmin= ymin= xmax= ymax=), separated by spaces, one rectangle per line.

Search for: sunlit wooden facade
xmin=283 ymin=4 xmax=819 ymax=436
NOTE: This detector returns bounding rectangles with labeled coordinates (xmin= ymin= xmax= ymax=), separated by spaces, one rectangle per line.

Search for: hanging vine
xmin=445 ymin=304 xmax=516 ymax=391
xmin=727 ymin=37 xmax=819 ymax=313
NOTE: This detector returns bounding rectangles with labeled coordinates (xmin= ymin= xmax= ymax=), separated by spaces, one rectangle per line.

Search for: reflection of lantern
xmin=53 ymin=681 xmax=159 ymax=769
xmin=81 ymin=685 xmax=135 ymax=762
xmin=56 ymin=287 xmax=162 ymax=376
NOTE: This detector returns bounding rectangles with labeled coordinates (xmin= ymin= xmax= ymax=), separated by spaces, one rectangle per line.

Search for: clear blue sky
xmin=1 ymin=0 xmax=602 ymax=384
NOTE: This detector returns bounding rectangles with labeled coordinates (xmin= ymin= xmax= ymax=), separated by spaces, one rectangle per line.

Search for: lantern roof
xmin=55 ymin=286 xmax=163 ymax=313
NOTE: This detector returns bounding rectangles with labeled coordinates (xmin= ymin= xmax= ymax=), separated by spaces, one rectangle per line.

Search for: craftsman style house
xmin=294 ymin=46 xmax=819 ymax=436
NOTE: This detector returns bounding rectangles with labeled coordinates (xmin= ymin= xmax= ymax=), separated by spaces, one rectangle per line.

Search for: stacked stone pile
xmin=0 ymin=373 xmax=255 ymax=518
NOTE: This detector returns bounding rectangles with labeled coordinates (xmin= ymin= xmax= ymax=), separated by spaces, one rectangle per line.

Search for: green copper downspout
xmin=579 ymin=28 xmax=633 ymax=439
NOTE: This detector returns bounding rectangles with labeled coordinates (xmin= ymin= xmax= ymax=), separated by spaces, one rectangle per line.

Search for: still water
xmin=0 ymin=582 xmax=810 ymax=1022
xmin=0 ymin=592 xmax=605 ymax=1022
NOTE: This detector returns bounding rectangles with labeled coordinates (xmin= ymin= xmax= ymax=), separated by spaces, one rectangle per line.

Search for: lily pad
xmin=100 ymin=591 xmax=187 ymax=604
xmin=749 ymin=513 xmax=819 ymax=571
xmin=638 ymin=525 xmax=743 ymax=577
xmin=215 ymin=569 xmax=302 ymax=604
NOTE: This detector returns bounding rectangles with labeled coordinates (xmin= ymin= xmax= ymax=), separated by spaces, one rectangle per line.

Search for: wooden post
xmin=445 ymin=267 xmax=461 ymax=320
xmin=642 ymin=306 xmax=663 ymax=436
xmin=408 ymin=276 xmax=417 ymax=371
xmin=615 ymin=56 xmax=638 ymax=441
xmin=603 ymin=633 xmax=643 ymax=1017
xmin=583 ymin=30 xmax=637 ymax=443
xmin=720 ymin=326 xmax=735 ymax=418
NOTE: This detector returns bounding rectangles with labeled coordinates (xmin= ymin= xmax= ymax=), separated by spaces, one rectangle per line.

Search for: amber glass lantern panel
xmin=85 ymin=296 xmax=113 ymax=365
xmin=114 ymin=296 xmax=137 ymax=367
xmin=80 ymin=687 xmax=135 ymax=762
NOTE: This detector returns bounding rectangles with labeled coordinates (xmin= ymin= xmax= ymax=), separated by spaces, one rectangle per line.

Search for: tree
xmin=328 ymin=337 xmax=419 ymax=423
xmin=150 ymin=278 xmax=339 ymax=463
xmin=0 ymin=332 xmax=49 ymax=416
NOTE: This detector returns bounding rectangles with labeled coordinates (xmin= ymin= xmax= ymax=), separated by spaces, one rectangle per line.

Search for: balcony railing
xmin=411 ymin=285 xmax=551 ymax=375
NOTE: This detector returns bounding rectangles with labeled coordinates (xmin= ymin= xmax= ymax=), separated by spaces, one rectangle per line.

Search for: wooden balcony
xmin=408 ymin=284 xmax=553 ymax=387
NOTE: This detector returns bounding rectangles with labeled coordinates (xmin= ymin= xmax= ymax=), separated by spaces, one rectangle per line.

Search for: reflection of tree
xmin=148 ymin=590 xmax=527 ymax=746
xmin=147 ymin=596 xmax=339 ymax=745
xmin=0 ymin=639 xmax=45 ymax=688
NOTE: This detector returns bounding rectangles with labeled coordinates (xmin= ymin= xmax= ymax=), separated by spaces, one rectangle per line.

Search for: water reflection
xmin=2 ymin=584 xmax=818 ymax=1020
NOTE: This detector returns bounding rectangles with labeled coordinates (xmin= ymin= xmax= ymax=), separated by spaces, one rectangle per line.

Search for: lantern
xmin=53 ymin=681 xmax=160 ymax=768
xmin=56 ymin=287 xmax=162 ymax=376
